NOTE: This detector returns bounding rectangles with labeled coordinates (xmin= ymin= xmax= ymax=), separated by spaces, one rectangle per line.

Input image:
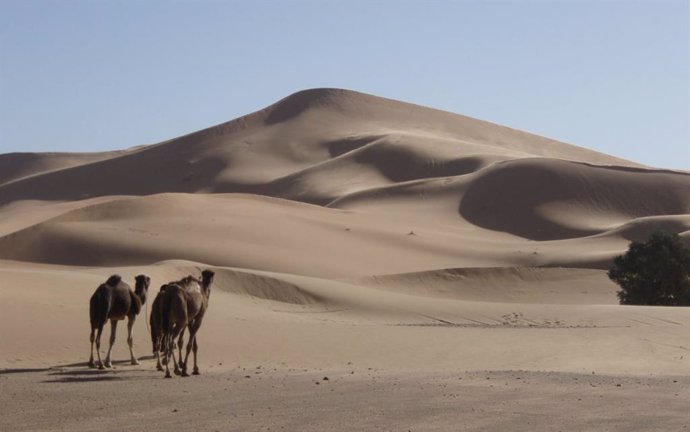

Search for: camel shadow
xmin=53 ymin=355 xmax=156 ymax=369
xmin=0 ymin=368 xmax=51 ymax=375
xmin=1 ymin=356 xmax=158 ymax=384
xmin=42 ymin=361 xmax=158 ymax=383
xmin=43 ymin=369 xmax=124 ymax=383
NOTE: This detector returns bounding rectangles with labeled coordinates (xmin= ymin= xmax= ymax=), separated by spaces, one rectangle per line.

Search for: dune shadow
xmin=457 ymin=160 xmax=602 ymax=241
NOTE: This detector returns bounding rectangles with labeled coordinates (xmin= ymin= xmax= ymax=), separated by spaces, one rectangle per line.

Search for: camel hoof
xmin=156 ymin=364 xmax=164 ymax=371
xmin=131 ymin=360 xmax=140 ymax=366
xmin=181 ymin=371 xmax=190 ymax=377
xmin=88 ymin=361 xmax=96 ymax=369
xmin=174 ymin=369 xmax=182 ymax=376
xmin=192 ymin=368 xmax=200 ymax=375
xmin=98 ymin=365 xmax=105 ymax=370
xmin=165 ymin=372 xmax=172 ymax=378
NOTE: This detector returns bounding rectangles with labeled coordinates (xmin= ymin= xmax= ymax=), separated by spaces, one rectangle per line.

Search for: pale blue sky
xmin=1 ymin=0 xmax=688 ymax=169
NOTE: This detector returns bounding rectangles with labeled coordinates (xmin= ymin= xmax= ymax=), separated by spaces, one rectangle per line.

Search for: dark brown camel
xmin=150 ymin=284 xmax=185 ymax=371
xmin=88 ymin=274 xmax=150 ymax=369
xmin=160 ymin=270 xmax=215 ymax=378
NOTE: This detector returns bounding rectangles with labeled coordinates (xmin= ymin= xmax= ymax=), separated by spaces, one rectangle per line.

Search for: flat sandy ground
xmin=3 ymin=366 xmax=690 ymax=432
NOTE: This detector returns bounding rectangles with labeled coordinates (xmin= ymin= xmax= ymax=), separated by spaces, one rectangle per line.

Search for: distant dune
xmin=0 ymin=88 xmax=650 ymax=206
xmin=2 ymin=88 xmax=690 ymax=387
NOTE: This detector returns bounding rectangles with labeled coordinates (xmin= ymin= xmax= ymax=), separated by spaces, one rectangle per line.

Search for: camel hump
xmin=106 ymin=274 xmax=122 ymax=286
xmin=177 ymin=275 xmax=200 ymax=289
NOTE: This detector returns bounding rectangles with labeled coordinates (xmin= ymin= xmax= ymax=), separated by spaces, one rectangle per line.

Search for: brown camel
xmin=150 ymin=284 xmax=185 ymax=371
xmin=160 ymin=270 xmax=215 ymax=378
xmin=88 ymin=274 xmax=150 ymax=369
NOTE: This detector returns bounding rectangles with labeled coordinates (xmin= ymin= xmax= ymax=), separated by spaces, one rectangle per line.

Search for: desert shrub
xmin=608 ymin=231 xmax=690 ymax=306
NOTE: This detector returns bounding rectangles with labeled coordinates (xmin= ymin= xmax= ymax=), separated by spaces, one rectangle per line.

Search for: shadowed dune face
xmin=458 ymin=159 xmax=690 ymax=241
xmin=0 ymin=151 xmax=125 ymax=186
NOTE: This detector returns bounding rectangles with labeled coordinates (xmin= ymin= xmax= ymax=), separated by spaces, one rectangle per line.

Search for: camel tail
xmin=150 ymin=292 xmax=163 ymax=352
xmin=160 ymin=285 xmax=185 ymax=337
xmin=160 ymin=286 xmax=174 ymax=337
xmin=89 ymin=285 xmax=111 ymax=330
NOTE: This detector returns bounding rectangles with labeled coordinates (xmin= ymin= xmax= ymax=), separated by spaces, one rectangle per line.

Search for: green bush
xmin=608 ymin=231 xmax=690 ymax=306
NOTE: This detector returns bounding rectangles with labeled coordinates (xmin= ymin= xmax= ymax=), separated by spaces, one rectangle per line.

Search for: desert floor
xmin=2 ymin=367 xmax=690 ymax=432
xmin=3 ymin=259 xmax=690 ymax=431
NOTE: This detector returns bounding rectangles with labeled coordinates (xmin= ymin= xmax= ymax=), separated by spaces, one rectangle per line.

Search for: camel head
xmin=201 ymin=270 xmax=215 ymax=297
xmin=134 ymin=274 xmax=151 ymax=305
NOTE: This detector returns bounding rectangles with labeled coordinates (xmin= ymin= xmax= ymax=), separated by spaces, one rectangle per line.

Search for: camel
xmin=88 ymin=274 xmax=150 ymax=369
xmin=150 ymin=284 xmax=185 ymax=371
xmin=160 ymin=270 xmax=215 ymax=378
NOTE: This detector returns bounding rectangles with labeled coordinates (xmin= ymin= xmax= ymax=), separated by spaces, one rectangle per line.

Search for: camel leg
xmin=192 ymin=338 xmax=200 ymax=375
xmin=172 ymin=323 xmax=184 ymax=376
xmin=180 ymin=335 xmax=193 ymax=377
xmin=127 ymin=316 xmax=139 ymax=365
xmin=177 ymin=328 xmax=185 ymax=370
xmin=170 ymin=347 xmax=180 ymax=376
xmin=88 ymin=328 xmax=96 ymax=368
xmin=104 ymin=320 xmax=117 ymax=368
xmin=183 ymin=318 xmax=203 ymax=377
xmin=95 ymin=325 xmax=105 ymax=370
xmin=155 ymin=335 xmax=164 ymax=371
xmin=163 ymin=333 xmax=173 ymax=378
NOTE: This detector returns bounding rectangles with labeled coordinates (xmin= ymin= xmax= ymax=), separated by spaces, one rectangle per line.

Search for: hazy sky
xmin=1 ymin=0 xmax=688 ymax=169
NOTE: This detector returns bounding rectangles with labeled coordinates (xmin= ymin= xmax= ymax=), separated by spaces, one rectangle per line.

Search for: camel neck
xmin=201 ymin=281 xmax=212 ymax=298
xmin=135 ymin=285 xmax=148 ymax=305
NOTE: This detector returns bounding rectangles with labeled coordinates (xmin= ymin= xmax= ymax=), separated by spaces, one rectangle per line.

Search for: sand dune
xmin=0 ymin=150 xmax=126 ymax=186
xmin=2 ymin=89 xmax=690 ymax=431
xmin=0 ymin=89 xmax=647 ymax=207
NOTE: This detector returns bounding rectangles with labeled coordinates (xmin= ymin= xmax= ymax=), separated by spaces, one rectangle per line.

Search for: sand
xmin=3 ymin=368 xmax=690 ymax=431
xmin=1 ymin=88 xmax=689 ymax=431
